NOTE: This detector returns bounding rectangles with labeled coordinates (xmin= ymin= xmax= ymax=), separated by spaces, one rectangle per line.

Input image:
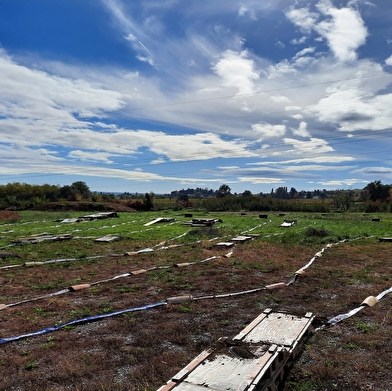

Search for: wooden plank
xmin=144 ymin=218 xmax=174 ymax=226
xmin=69 ymin=284 xmax=91 ymax=291
xmin=156 ymin=380 xmax=178 ymax=391
xmin=214 ymin=242 xmax=234 ymax=248
xmin=130 ymin=269 xmax=147 ymax=275
xmin=177 ymin=352 xmax=273 ymax=391
xmin=171 ymin=348 xmax=214 ymax=382
xmin=243 ymin=312 xmax=313 ymax=347
xmin=231 ymin=236 xmax=252 ymax=242
xmin=233 ymin=311 xmax=268 ymax=341
xmin=95 ymin=235 xmax=120 ymax=242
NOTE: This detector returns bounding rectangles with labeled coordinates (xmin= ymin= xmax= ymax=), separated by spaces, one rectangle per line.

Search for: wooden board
xmin=243 ymin=312 xmax=313 ymax=347
xmin=157 ymin=310 xmax=314 ymax=391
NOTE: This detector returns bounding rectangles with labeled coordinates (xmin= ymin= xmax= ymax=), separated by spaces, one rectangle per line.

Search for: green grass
xmin=1 ymin=211 xmax=392 ymax=264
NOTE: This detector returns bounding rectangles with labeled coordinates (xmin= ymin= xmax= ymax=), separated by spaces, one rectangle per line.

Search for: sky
xmin=1 ymin=0 xmax=392 ymax=195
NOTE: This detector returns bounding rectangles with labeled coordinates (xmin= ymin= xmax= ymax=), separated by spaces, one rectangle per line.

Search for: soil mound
xmin=0 ymin=210 xmax=22 ymax=221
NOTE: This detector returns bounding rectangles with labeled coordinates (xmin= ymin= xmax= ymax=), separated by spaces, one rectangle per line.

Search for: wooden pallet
xmin=157 ymin=309 xmax=314 ymax=391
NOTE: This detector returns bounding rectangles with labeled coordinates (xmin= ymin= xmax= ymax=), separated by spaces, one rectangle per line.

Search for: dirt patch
xmin=0 ymin=210 xmax=22 ymax=221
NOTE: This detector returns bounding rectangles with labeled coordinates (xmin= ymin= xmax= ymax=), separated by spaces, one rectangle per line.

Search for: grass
xmin=1 ymin=210 xmax=392 ymax=390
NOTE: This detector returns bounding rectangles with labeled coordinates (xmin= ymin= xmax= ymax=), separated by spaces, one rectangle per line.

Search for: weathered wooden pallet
xmin=157 ymin=309 xmax=314 ymax=391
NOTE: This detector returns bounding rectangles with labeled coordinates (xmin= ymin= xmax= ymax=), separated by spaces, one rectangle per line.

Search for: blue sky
xmin=1 ymin=0 xmax=392 ymax=194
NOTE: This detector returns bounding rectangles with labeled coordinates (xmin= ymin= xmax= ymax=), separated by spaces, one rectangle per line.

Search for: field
xmin=1 ymin=209 xmax=392 ymax=391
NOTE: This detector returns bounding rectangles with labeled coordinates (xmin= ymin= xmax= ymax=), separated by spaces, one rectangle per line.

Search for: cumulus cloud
xmin=286 ymin=1 xmax=368 ymax=62
xmin=251 ymin=123 xmax=286 ymax=139
xmin=291 ymin=121 xmax=311 ymax=137
xmin=307 ymin=84 xmax=392 ymax=132
xmin=212 ymin=50 xmax=259 ymax=94
xmin=285 ymin=6 xmax=319 ymax=33
xmin=315 ymin=0 xmax=368 ymax=62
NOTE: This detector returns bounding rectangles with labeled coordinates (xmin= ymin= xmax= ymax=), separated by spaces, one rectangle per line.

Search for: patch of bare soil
xmin=0 ymin=239 xmax=391 ymax=390
xmin=0 ymin=210 xmax=22 ymax=221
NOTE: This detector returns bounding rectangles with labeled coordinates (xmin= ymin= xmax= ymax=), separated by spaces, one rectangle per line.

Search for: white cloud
xmin=150 ymin=158 xmax=166 ymax=165
xmin=238 ymin=6 xmax=257 ymax=21
xmin=124 ymin=33 xmax=137 ymax=41
xmin=318 ymin=178 xmax=368 ymax=186
xmin=293 ymin=47 xmax=316 ymax=60
xmin=68 ymin=150 xmax=115 ymax=164
xmin=284 ymin=137 xmax=334 ymax=154
xmin=251 ymin=123 xmax=286 ymax=139
xmin=315 ymin=0 xmax=368 ymax=62
xmin=268 ymin=59 xmax=297 ymax=78
xmin=238 ymin=177 xmax=283 ymax=184
xmin=385 ymin=55 xmax=392 ymax=66
xmin=291 ymin=114 xmax=304 ymax=120
xmin=285 ymin=106 xmax=302 ymax=111
xmin=291 ymin=36 xmax=307 ymax=45
xmin=285 ymin=6 xmax=319 ymax=33
xmin=291 ymin=121 xmax=310 ymax=137
xmin=212 ymin=50 xmax=259 ymax=94
xmin=307 ymin=83 xmax=392 ymax=132
xmin=144 ymin=131 xmax=256 ymax=161
xmin=0 ymin=51 xmax=125 ymax=121
xmin=270 ymin=95 xmax=290 ymax=103
xmin=249 ymin=155 xmax=355 ymax=165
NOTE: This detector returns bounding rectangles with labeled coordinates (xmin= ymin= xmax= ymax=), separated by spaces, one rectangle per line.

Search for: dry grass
xmin=1 ymin=220 xmax=392 ymax=390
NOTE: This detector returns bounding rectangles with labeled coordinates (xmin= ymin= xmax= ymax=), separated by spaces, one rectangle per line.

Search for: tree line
xmin=0 ymin=180 xmax=391 ymax=213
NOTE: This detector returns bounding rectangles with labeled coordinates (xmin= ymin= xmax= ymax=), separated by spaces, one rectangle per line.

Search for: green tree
xmin=333 ymin=190 xmax=354 ymax=212
xmin=71 ymin=181 xmax=90 ymax=200
xmin=217 ymin=184 xmax=232 ymax=198
xmin=364 ymin=180 xmax=390 ymax=202
xmin=275 ymin=187 xmax=289 ymax=199
xmin=143 ymin=192 xmax=154 ymax=210
xmin=59 ymin=185 xmax=77 ymax=201
xmin=177 ymin=193 xmax=189 ymax=202
xmin=242 ymin=190 xmax=252 ymax=197
xmin=289 ymin=187 xmax=298 ymax=199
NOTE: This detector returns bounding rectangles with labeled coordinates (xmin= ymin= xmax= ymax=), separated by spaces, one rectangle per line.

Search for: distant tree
xmin=289 ymin=187 xmax=298 ymax=199
xmin=358 ymin=189 xmax=369 ymax=202
xmin=242 ymin=190 xmax=252 ymax=197
xmin=59 ymin=185 xmax=77 ymax=201
xmin=333 ymin=190 xmax=354 ymax=212
xmin=177 ymin=193 xmax=189 ymax=202
xmin=143 ymin=192 xmax=154 ymax=210
xmin=40 ymin=184 xmax=60 ymax=201
xmin=71 ymin=181 xmax=90 ymax=200
xmin=101 ymin=193 xmax=115 ymax=202
xmin=217 ymin=184 xmax=232 ymax=198
xmin=275 ymin=187 xmax=289 ymax=199
xmin=364 ymin=180 xmax=391 ymax=202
